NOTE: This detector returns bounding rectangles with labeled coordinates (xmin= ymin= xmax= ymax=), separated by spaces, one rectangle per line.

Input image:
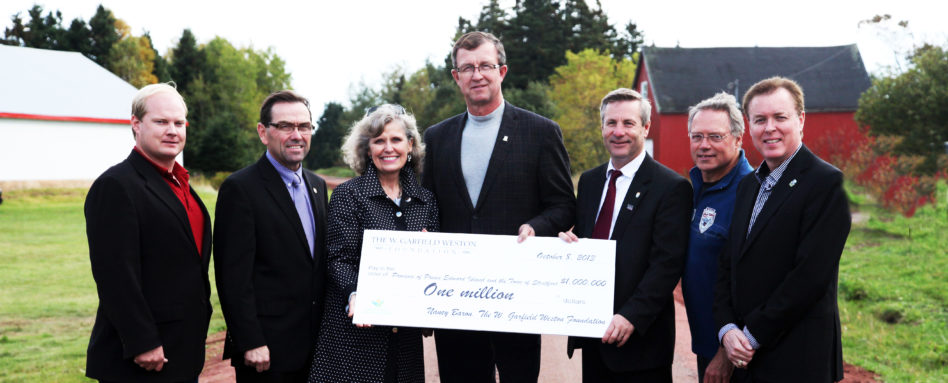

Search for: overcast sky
xmin=2 ymin=0 xmax=944 ymax=112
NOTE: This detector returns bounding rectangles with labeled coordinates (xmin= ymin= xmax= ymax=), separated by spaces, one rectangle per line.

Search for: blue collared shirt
xmin=266 ymin=151 xmax=315 ymax=254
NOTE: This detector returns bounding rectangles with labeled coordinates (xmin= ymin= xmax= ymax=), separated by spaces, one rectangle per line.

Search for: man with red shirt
xmin=84 ymin=83 xmax=212 ymax=383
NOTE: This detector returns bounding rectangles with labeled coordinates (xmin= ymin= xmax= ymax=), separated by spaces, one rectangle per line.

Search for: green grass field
xmin=0 ymin=182 xmax=945 ymax=382
xmin=838 ymin=182 xmax=948 ymax=382
xmin=0 ymin=186 xmax=226 ymax=383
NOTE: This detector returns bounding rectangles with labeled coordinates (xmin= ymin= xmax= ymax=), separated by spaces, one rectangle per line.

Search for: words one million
xmin=423 ymin=282 xmax=514 ymax=300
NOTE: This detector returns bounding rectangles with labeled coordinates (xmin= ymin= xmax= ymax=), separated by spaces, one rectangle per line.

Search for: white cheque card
xmin=353 ymin=230 xmax=615 ymax=338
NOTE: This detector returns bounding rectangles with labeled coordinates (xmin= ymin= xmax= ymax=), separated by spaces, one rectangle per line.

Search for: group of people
xmin=84 ymin=30 xmax=850 ymax=383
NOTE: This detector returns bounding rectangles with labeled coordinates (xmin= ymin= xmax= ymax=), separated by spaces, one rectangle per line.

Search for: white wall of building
xmin=0 ymin=119 xmax=136 ymax=181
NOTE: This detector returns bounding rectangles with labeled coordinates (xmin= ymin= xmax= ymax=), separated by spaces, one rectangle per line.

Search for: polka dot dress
xmin=309 ymin=165 xmax=439 ymax=383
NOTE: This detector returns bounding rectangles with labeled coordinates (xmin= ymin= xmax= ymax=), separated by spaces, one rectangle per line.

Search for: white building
xmin=0 ymin=45 xmax=166 ymax=184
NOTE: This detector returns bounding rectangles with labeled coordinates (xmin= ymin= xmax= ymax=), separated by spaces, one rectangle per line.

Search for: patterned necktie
xmin=592 ymin=170 xmax=622 ymax=240
xmin=291 ymin=174 xmax=315 ymax=257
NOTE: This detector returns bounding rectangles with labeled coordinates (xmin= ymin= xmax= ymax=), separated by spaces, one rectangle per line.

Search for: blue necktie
xmin=291 ymin=174 xmax=315 ymax=257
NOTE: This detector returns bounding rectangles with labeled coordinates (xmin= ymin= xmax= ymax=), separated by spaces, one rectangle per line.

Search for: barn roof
xmin=638 ymin=45 xmax=872 ymax=114
xmin=0 ymin=45 xmax=137 ymax=121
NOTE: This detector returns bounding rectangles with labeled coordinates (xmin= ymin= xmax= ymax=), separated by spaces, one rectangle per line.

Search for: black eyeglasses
xmin=454 ymin=64 xmax=502 ymax=76
xmin=364 ymin=104 xmax=407 ymax=117
xmin=267 ymin=122 xmax=315 ymax=135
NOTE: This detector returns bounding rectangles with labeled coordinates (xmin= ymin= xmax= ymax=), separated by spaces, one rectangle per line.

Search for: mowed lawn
xmin=837 ymin=182 xmax=948 ymax=382
xmin=0 ymin=186 xmax=226 ymax=383
xmin=0 ymin=182 xmax=945 ymax=382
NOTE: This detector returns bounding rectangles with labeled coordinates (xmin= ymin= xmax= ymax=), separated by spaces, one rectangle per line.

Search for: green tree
xmin=1 ymin=5 xmax=65 ymax=49
xmin=563 ymin=0 xmax=614 ymax=55
xmin=169 ymin=29 xmax=204 ymax=94
xmin=855 ymin=44 xmax=948 ymax=174
xmin=505 ymin=0 xmax=568 ymax=90
xmin=62 ymin=18 xmax=93 ymax=55
xmin=182 ymin=37 xmax=292 ymax=173
xmin=143 ymin=31 xmax=171 ymax=82
xmin=474 ymin=0 xmax=510 ymax=38
xmin=548 ymin=49 xmax=637 ymax=172
xmin=109 ymin=35 xmax=158 ymax=88
xmin=88 ymin=5 xmax=119 ymax=66
xmin=613 ymin=21 xmax=644 ymax=61
xmin=506 ymin=81 xmax=556 ymax=119
xmin=308 ymin=102 xmax=347 ymax=170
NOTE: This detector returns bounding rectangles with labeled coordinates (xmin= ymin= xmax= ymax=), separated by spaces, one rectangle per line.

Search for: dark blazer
xmin=714 ymin=145 xmax=850 ymax=382
xmin=568 ymin=154 xmax=692 ymax=373
xmin=85 ymin=149 xmax=213 ymax=382
xmin=422 ymin=101 xmax=575 ymax=237
xmin=214 ymin=153 xmax=328 ymax=372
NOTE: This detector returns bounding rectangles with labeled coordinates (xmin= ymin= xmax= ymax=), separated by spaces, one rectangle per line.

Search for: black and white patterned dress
xmin=309 ymin=164 xmax=439 ymax=383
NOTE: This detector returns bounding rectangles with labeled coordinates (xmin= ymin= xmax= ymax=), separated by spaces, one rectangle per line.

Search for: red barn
xmin=632 ymin=45 xmax=872 ymax=174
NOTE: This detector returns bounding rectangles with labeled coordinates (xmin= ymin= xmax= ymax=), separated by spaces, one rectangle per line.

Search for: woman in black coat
xmin=310 ymin=105 xmax=439 ymax=383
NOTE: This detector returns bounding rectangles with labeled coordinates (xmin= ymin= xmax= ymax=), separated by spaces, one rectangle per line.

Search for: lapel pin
xmin=312 ymin=187 xmax=318 ymax=195
xmin=626 ymin=203 xmax=634 ymax=211
xmin=789 ymin=179 xmax=797 ymax=188
xmin=635 ymin=192 xmax=641 ymax=198
xmin=503 ymin=135 xmax=508 ymax=142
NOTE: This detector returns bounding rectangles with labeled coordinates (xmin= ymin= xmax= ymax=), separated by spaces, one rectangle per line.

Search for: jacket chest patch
xmin=699 ymin=207 xmax=717 ymax=233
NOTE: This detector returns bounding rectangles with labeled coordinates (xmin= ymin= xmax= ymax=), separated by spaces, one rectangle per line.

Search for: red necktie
xmin=592 ymin=170 xmax=622 ymax=240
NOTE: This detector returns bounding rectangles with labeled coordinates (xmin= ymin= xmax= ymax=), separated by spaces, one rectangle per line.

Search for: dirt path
xmin=200 ymin=285 xmax=878 ymax=382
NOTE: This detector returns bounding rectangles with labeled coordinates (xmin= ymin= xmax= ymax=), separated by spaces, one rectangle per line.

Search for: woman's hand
xmin=348 ymin=292 xmax=372 ymax=328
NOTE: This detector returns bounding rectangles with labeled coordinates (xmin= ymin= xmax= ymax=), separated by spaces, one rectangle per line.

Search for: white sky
xmin=2 ymin=0 xmax=944 ymax=112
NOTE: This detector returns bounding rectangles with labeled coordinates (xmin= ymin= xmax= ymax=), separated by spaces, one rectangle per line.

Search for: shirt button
xmin=392 ymin=327 xmax=398 ymax=333
xmin=395 ymin=211 xmax=403 ymax=217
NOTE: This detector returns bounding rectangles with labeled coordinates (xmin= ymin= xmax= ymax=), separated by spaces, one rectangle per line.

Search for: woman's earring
xmin=408 ymin=153 xmax=412 ymax=163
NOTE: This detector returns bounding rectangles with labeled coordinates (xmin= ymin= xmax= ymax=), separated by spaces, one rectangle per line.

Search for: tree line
xmin=2 ymin=4 xmax=291 ymax=174
xmin=307 ymin=0 xmax=645 ymax=173
xmin=7 ymin=4 xmax=941 ymax=186
xmin=2 ymin=1 xmax=644 ymax=175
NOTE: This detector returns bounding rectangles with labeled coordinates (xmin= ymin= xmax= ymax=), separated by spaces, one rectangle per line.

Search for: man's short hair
xmin=742 ymin=76 xmax=805 ymax=116
xmin=688 ymin=92 xmax=745 ymax=137
xmin=600 ymin=88 xmax=651 ymax=125
xmin=259 ymin=90 xmax=312 ymax=126
xmin=452 ymin=31 xmax=506 ymax=69
xmin=132 ymin=82 xmax=187 ymax=121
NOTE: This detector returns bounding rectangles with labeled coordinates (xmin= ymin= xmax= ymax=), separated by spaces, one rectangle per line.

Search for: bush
xmin=209 ymin=171 xmax=232 ymax=190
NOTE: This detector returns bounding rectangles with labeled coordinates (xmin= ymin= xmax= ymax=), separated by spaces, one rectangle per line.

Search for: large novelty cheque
xmin=353 ymin=230 xmax=615 ymax=338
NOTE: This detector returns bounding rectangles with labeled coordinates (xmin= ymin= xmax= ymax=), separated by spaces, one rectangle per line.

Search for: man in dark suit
xmin=423 ymin=31 xmax=576 ymax=382
xmin=559 ymin=88 xmax=692 ymax=382
xmin=85 ymin=83 xmax=212 ymax=383
xmin=713 ymin=77 xmax=851 ymax=382
xmin=214 ymin=90 xmax=328 ymax=382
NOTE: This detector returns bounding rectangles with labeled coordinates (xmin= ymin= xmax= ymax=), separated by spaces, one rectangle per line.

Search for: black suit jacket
xmin=85 ymin=149 xmax=213 ymax=382
xmin=422 ymin=102 xmax=575 ymax=237
xmin=714 ymin=145 xmax=850 ymax=382
xmin=214 ymin=154 xmax=328 ymax=372
xmin=568 ymin=154 xmax=692 ymax=372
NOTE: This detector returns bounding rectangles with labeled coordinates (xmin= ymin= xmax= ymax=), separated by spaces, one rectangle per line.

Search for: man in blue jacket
xmin=682 ymin=92 xmax=753 ymax=383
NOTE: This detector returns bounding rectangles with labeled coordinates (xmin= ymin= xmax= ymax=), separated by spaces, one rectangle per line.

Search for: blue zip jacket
xmin=682 ymin=150 xmax=753 ymax=359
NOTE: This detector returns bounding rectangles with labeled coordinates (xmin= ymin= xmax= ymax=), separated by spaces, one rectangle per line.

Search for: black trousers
xmin=434 ymin=329 xmax=540 ymax=382
xmin=697 ymin=354 xmax=711 ymax=383
xmin=234 ymin=364 xmax=308 ymax=383
xmin=581 ymin=344 xmax=672 ymax=383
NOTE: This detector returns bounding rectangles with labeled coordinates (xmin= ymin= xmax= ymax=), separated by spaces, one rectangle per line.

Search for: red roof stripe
xmin=0 ymin=112 xmax=130 ymax=125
